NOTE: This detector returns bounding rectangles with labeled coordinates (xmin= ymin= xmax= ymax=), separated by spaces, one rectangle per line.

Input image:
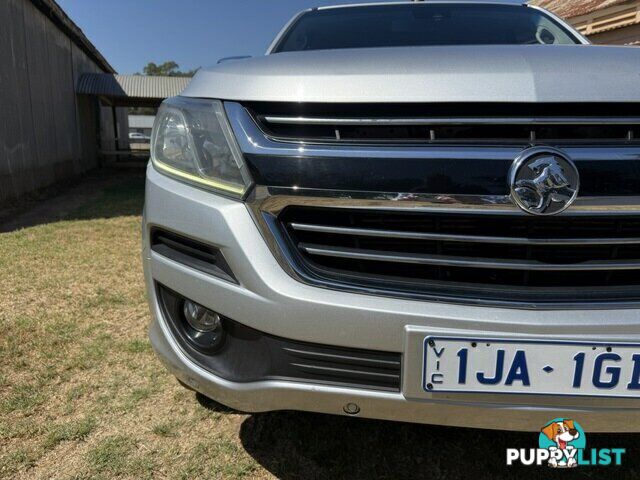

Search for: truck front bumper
xmin=144 ymin=165 xmax=640 ymax=432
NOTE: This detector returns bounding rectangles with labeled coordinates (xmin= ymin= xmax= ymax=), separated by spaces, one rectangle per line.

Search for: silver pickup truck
xmin=143 ymin=1 xmax=640 ymax=432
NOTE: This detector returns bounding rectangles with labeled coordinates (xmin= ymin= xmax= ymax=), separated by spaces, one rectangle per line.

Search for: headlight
xmin=151 ymin=97 xmax=253 ymax=198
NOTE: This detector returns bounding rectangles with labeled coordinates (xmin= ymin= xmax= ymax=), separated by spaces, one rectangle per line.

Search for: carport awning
xmin=77 ymin=74 xmax=191 ymax=107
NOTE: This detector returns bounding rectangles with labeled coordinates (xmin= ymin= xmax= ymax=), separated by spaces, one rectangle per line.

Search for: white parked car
xmin=129 ymin=132 xmax=150 ymax=141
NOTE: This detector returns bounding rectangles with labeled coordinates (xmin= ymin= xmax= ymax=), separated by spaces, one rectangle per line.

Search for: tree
xmin=139 ymin=61 xmax=198 ymax=77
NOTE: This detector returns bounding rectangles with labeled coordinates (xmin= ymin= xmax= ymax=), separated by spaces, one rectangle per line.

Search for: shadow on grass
xmin=237 ymin=410 xmax=640 ymax=480
xmin=0 ymin=169 xmax=146 ymax=233
xmin=64 ymin=173 xmax=146 ymax=221
xmin=195 ymin=392 xmax=236 ymax=414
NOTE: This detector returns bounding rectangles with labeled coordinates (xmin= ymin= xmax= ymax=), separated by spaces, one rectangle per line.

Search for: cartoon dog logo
xmin=540 ymin=419 xmax=582 ymax=468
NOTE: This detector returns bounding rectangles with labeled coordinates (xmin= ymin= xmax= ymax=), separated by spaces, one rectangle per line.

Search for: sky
xmin=56 ymin=0 xmax=391 ymax=74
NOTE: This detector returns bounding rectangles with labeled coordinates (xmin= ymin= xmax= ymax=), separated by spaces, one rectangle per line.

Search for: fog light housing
xmin=183 ymin=300 xmax=222 ymax=332
xmin=181 ymin=300 xmax=225 ymax=353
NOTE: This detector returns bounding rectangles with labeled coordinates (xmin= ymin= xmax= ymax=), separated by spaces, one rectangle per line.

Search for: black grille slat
xmin=277 ymin=207 xmax=640 ymax=306
xmin=247 ymin=102 xmax=640 ymax=145
xmin=290 ymin=222 xmax=640 ymax=246
xmin=299 ymin=243 xmax=640 ymax=271
xmin=282 ymin=346 xmax=401 ymax=368
xmin=273 ymin=336 xmax=401 ymax=390
xmin=261 ymin=121 xmax=639 ymax=145
xmin=284 ymin=208 xmax=640 ymax=238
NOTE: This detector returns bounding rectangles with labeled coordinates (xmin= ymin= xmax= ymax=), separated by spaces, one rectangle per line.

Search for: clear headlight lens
xmin=151 ymin=97 xmax=252 ymax=198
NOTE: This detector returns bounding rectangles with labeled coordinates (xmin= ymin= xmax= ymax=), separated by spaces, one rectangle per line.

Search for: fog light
xmin=180 ymin=299 xmax=225 ymax=353
xmin=183 ymin=300 xmax=222 ymax=332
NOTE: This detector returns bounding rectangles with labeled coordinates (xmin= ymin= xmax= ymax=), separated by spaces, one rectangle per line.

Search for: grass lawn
xmin=2 ymin=171 xmax=640 ymax=479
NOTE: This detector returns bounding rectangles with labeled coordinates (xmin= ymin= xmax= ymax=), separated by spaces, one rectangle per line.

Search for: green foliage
xmin=139 ymin=61 xmax=197 ymax=77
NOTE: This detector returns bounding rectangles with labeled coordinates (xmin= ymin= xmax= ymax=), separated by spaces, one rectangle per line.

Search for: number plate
xmin=423 ymin=337 xmax=640 ymax=398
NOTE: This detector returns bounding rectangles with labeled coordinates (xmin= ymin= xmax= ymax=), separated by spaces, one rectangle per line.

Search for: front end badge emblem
xmin=509 ymin=147 xmax=580 ymax=216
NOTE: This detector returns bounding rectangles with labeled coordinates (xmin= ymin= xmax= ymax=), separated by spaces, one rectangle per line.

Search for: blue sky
xmin=57 ymin=0 xmax=390 ymax=74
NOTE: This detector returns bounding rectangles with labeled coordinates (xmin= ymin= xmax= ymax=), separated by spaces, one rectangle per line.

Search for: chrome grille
xmin=246 ymin=102 xmax=640 ymax=145
xmin=226 ymin=101 xmax=640 ymax=307
xmin=272 ymin=206 xmax=640 ymax=306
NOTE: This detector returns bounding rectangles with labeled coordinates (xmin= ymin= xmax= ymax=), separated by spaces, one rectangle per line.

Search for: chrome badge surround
xmin=509 ymin=147 xmax=580 ymax=216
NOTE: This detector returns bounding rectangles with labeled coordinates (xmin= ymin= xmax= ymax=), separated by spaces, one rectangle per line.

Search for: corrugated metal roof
xmin=531 ymin=0 xmax=633 ymax=19
xmin=77 ymin=74 xmax=191 ymax=99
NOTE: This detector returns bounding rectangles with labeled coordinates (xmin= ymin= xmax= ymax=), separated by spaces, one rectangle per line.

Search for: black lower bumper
xmin=157 ymin=284 xmax=402 ymax=391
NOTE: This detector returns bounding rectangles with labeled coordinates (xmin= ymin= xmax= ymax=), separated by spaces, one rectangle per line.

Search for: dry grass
xmin=2 ymin=172 xmax=640 ymax=479
xmin=0 ymin=175 xmax=258 ymax=479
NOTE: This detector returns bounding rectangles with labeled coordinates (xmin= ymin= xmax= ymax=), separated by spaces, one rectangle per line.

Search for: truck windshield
xmin=273 ymin=4 xmax=580 ymax=53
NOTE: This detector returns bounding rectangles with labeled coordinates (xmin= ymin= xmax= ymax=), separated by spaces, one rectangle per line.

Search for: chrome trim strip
xmin=260 ymin=189 xmax=640 ymax=216
xmin=289 ymin=222 xmax=640 ymax=246
xmin=263 ymin=116 xmax=640 ymax=126
xmin=299 ymin=243 xmax=640 ymax=271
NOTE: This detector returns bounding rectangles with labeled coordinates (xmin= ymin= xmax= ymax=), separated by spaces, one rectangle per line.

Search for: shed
xmin=1 ymin=0 xmax=128 ymax=204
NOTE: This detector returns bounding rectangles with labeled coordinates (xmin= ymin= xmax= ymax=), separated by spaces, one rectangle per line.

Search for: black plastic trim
xmin=157 ymin=284 xmax=401 ymax=392
xmin=151 ymin=228 xmax=237 ymax=284
xmin=245 ymin=153 xmax=640 ymax=197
